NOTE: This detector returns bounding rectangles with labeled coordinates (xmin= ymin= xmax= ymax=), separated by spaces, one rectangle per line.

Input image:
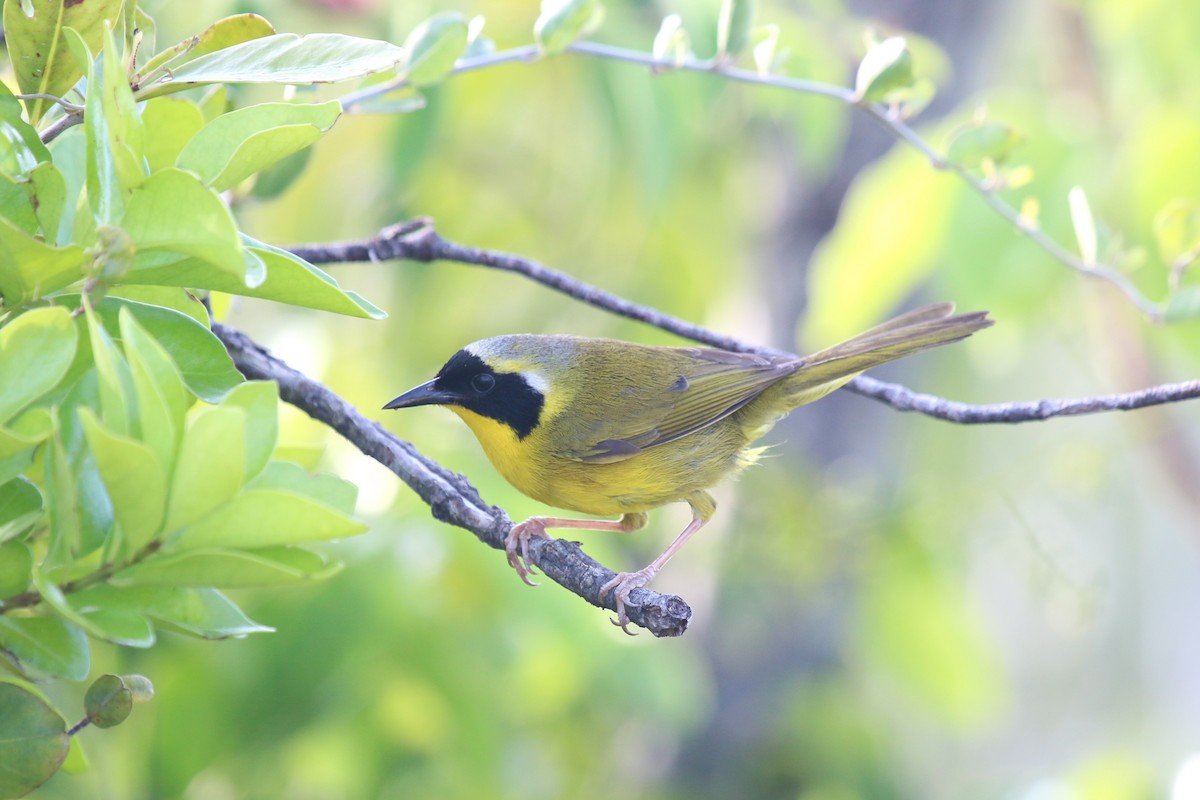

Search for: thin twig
xmin=211 ymin=322 xmax=693 ymax=638
xmin=337 ymin=39 xmax=1163 ymax=320
xmin=287 ymin=218 xmax=1200 ymax=421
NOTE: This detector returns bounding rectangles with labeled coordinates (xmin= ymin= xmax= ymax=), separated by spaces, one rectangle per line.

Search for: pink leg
xmin=599 ymin=512 xmax=708 ymax=635
xmin=505 ymin=513 xmax=646 ymax=586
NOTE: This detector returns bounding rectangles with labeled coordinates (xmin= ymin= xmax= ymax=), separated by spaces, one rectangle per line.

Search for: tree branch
xmin=212 ymin=322 xmax=692 ymax=638
xmin=288 ymin=218 xmax=1200 ymax=422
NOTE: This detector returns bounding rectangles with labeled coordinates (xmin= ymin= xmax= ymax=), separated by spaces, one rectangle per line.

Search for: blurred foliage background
xmin=22 ymin=0 xmax=1200 ymax=797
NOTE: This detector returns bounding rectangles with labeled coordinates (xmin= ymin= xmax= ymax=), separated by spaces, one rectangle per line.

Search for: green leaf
xmin=79 ymin=407 xmax=167 ymax=554
xmin=0 ymin=681 xmax=69 ymax=797
xmin=114 ymin=546 xmax=335 ymax=588
xmin=247 ymin=147 xmax=313 ymax=199
xmin=122 ymin=168 xmax=245 ymax=280
xmin=98 ymin=21 xmax=146 ymax=190
xmin=0 ymin=306 xmax=78 ymax=424
xmin=0 ymin=540 xmax=33 ymax=597
xmin=400 ymin=12 xmax=469 ymax=87
xmin=3 ymin=0 xmax=123 ymax=124
xmin=1154 ymin=198 xmax=1200 ymax=267
xmin=163 ymin=406 xmax=246 ymax=534
xmin=30 ymin=567 xmax=156 ymax=647
xmin=0 ymin=615 xmax=90 ymax=680
xmin=141 ymin=98 xmax=206 ymax=172
xmin=122 ymin=237 xmax=386 ymax=318
xmin=26 ymin=162 xmax=68 ymax=243
xmin=248 ymin=461 xmax=358 ymax=516
xmin=120 ymin=308 xmax=186 ymax=471
xmin=176 ymin=101 xmax=341 ymax=192
xmin=219 ymin=381 xmax=279 ymax=480
xmin=1165 ymin=286 xmax=1200 ymax=322
xmin=652 ymin=14 xmax=690 ymax=65
xmin=136 ymin=13 xmax=276 ymax=85
xmin=52 ymin=376 xmax=114 ymax=558
xmin=108 ymin=285 xmax=210 ymax=326
xmin=84 ymin=297 xmax=241 ymax=402
xmin=135 ymin=33 xmax=406 ymax=101
xmin=43 ymin=428 xmax=83 ymax=566
xmin=71 ymin=584 xmax=272 ymax=639
xmin=535 ymin=0 xmax=603 ymax=54
xmin=85 ymin=304 xmax=133 ymax=435
xmin=0 ymin=173 xmax=38 ymax=233
xmin=716 ymin=0 xmax=756 ymax=60
xmin=854 ymin=35 xmax=914 ymax=103
xmin=944 ymin=121 xmax=1023 ymax=169
xmin=83 ymin=674 xmax=132 ymax=728
xmin=175 ymin=488 xmax=366 ymax=550
xmin=0 ymin=478 xmax=43 ymax=545
xmin=1068 ymin=186 xmax=1098 ymax=266
xmin=0 ymin=82 xmax=52 ymax=175
xmin=0 ymin=408 xmax=55 ymax=460
xmin=0 ymin=216 xmax=89 ymax=304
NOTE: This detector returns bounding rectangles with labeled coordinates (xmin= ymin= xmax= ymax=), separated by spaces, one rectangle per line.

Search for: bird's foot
xmin=598 ymin=567 xmax=658 ymax=636
xmin=505 ymin=518 xmax=551 ymax=586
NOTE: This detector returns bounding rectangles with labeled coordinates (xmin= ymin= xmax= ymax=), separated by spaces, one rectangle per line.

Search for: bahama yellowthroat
xmin=385 ymin=303 xmax=991 ymax=631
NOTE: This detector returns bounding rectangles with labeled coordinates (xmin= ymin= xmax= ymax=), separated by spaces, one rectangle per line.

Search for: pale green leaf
xmin=163 ymin=406 xmax=246 ymax=534
xmin=87 ymin=297 xmax=242 ymax=402
xmin=0 ymin=615 xmax=89 ymax=680
xmin=71 ymin=584 xmax=272 ymax=639
xmin=114 ymin=546 xmax=334 ymax=588
xmin=854 ymin=36 xmax=914 ymax=103
xmin=120 ymin=237 xmax=385 ymax=318
xmin=122 ymin=168 xmax=245 ymax=280
xmin=175 ymin=488 xmax=366 ymax=550
xmin=176 ymin=101 xmax=341 ymax=192
xmin=248 ymin=461 xmax=358 ymax=516
xmin=401 ymin=12 xmax=469 ymax=87
xmin=136 ymin=13 xmax=276 ymax=84
xmin=0 ymin=540 xmax=33 ymax=597
xmin=0 ymin=408 xmax=52 ymax=463
xmin=535 ymin=0 xmax=603 ymax=54
xmin=0 ymin=306 xmax=78 ymax=424
xmin=79 ymin=407 xmax=167 ymax=553
xmin=141 ymin=98 xmax=206 ymax=172
xmin=136 ymin=33 xmax=406 ymax=100
xmin=0 ymin=82 xmax=52 ymax=175
xmin=0 ymin=479 xmax=43 ymax=544
xmin=30 ymin=567 xmax=155 ymax=647
xmin=717 ymin=0 xmax=756 ymax=59
xmin=120 ymin=308 xmax=186 ymax=471
xmin=1068 ymin=186 xmax=1097 ymax=266
xmin=0 ymin=216 xmax=89 ymax=304
xmin=219 ymin=381 xmax=279 ymax=480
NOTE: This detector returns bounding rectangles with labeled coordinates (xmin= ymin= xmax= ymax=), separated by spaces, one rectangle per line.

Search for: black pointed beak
xmin=383 ymin=380 xmax=461 ymax=410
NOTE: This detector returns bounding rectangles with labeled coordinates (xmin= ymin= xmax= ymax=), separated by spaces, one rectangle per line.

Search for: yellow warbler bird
xmin=386 ymin=303 xmax=991 ymax=631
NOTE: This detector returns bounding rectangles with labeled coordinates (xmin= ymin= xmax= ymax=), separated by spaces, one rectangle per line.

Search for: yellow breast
xmin=451 ymin=406 xmax=755 ymax=518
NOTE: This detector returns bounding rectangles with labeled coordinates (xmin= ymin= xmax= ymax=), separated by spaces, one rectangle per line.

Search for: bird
xmin=384 ymin=303 xmax=991 ymax=632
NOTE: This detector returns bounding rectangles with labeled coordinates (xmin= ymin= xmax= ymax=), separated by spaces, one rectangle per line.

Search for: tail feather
xmin=782 ymin=304 xmax=992 ymax=404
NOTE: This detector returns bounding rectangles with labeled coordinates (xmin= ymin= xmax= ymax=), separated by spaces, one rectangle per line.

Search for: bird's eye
xmin=471 ymin=373 xmax=496 ymax=394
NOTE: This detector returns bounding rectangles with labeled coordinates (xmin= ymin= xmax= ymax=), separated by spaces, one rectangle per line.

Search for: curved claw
xmin=599 ymin=568 xmax=657 ymax=636
xmin=504 ymin=519 xmax=550 ymax=586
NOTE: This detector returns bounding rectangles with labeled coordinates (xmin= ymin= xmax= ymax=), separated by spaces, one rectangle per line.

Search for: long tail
xmin=781 ymin=303 xmax=992 ymax=406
